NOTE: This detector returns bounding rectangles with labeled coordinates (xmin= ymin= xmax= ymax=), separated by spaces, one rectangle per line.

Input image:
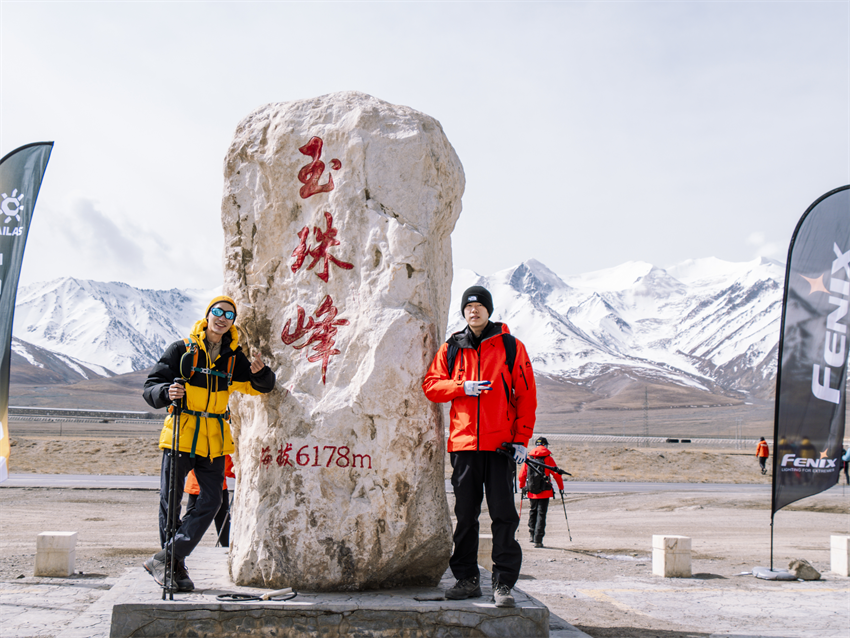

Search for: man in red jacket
xmin=423 ymin=286 xmax=537 ymax=608
xmin=756 ymin=437 xmax=769 ymax=475
xmin=519 ymin=437 xmax=564 ymax=547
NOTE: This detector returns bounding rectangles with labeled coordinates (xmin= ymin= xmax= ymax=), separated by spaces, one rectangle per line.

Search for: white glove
xmin=463 ymin=380 xmax=492 ymax=396
xmin=510 ymin=444 xmax=527 ymax=464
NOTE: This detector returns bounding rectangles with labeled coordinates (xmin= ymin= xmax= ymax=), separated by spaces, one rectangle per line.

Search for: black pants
xmin=158 ymin=450 xmax=225 ymax=559
xmin=186 ymin=488 xmax=231 ymax=547
xmin=527 ymin=498 xmax=549 ymax=542
xmin=758 ymin=457 xmax=767 ymax=473
xmin=450 ymin=450 xmax=522 ymax=588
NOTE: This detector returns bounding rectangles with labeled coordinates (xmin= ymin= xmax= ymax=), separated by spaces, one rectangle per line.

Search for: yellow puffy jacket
xmin=143 ymin=319 xmax=276 ymax=459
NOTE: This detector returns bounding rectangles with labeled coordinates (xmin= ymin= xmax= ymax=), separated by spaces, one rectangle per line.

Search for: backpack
xmin=179 ymin=338 xmax=236 ymax=386
xmin=527 ymin=458 xmax=552 ymax=495
xmin=446 ymin=333 xmax=517 ymax=377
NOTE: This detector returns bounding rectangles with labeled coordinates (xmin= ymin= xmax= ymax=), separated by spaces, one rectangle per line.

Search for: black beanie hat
xmin=461 ymin=286 xmax=494 ymax=316
xmin=535 ymin=436 xmax=549 ymax=447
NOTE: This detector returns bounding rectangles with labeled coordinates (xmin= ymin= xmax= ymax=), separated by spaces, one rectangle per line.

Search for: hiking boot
xmin=493 ymin=582 xmax=515 ymax=608
xmin=173 ymin=559 xmax=194 ymax=592
xmin=534 ymin=541 xmax=543 ymax=548
xmin=144 ymin=553 xmax=193 ymax=591
xmin=144 ymin=553 xmax=169 ymax=588
xmin=445 ymin=575 xmax=482 ymax=600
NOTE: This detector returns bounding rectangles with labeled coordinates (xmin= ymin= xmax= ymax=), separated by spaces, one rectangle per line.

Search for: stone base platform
xmin=109 ymin=547 xmax=577 ymax=638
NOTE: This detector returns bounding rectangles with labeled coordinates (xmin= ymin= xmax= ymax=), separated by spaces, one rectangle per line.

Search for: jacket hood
xmin=190 ymin=319 xmax=239 ymax=351
xmin=195 ymin=295 xmax=239 ymax=351
xmin=529 ymin=445 xmax=551 ymax=458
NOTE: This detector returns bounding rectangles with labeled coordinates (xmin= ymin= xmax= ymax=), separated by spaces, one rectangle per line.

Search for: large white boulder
xmin=221 ymin=91 xmax=463 ymax=590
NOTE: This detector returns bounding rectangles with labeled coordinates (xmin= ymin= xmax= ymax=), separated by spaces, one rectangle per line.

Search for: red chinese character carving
xmin=261 ymin=446 xmax=272 ymax=467
xmin=276 ymin=443 xmax=293 ymax=467
xmin=297 ymin=136 xmax=341 ymax=199
xmin=290 ymin=211 xmax=354 ymax=282
xmin=281 ymin=295 xmax=350 ymax=384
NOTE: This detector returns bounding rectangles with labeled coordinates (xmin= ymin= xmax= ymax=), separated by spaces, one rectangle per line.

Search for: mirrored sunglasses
xmin=210 ymin=307 xmax=236 ymax=321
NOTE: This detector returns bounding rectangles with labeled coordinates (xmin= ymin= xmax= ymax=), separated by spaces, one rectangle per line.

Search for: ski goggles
xmin=210 ymin=307 xmax=236 ymax=321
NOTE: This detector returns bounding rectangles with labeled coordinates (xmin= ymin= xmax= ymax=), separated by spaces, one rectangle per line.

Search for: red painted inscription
xmin=260 ymin=442 xmax=373 ymax=469
xmin=290 ymin=211 xmax=354 ymax=282
xmin=297 ymin=136 xmax=341 ymax=199
xmin=281 ymin=294 xmax=350 ymax=384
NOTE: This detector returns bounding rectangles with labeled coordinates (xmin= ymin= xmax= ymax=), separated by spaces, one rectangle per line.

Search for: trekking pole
xmin=518 ymin=489 xmax=525 ymax=519
xmin=525 ymin=455 xmax=571 ymax=477
xmin=559 ymin=489 xmax=572 ymax=542
xmin=163 ymin=378 xmax=185 ymax=600
xmin=215 ymin=510 xmax=230 ymax=548
xmin=215 ymin=489 xmax=232 ymax=548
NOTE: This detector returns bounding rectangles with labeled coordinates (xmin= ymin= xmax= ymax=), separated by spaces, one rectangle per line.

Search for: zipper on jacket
xmin=501 ymin=373 xmax=511 ymax=421
xmin=519 ymin=364 xmax=529 ymax=391
xmin=476 ymin=346 xmax=481 ymax=452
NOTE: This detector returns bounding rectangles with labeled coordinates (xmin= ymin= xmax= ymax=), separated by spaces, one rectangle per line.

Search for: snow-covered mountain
xmin=11 ymin=337 xmax=113 ymax=384
xmin=12 ymin=278 xmax=219 ymax=374
xmin=448 ymin=257 xmax=784 ymax=398
xmin=10 ymin=257 xmax=784 ymax=400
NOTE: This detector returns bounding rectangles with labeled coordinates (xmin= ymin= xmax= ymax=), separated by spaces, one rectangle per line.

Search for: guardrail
xmin=8 ymin=407 xmax=161 ymax=420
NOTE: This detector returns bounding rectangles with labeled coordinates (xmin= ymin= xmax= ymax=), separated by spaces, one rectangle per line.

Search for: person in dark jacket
xmin=142 ymin=295 xmax=275 ymax=591
xmin=423 ymin=285 xmax=537 ymax=609
xmin=518 ymin=437 xmax=565 ymax=548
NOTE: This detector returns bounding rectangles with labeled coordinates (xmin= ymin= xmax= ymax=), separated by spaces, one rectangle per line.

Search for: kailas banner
xmin=0 ymin=142 xmax=53 ymax=483
xmin=772 ymin=185 xmax=850 ymax=514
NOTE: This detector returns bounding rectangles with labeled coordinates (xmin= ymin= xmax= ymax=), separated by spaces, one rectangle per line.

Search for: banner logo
xmin=0 ymin=188 xmax=25 ymax=236
xmin=780 ymin=453 xmax=837 ymax=469
xmin=810 ymin=243 xmax=850 ymax=404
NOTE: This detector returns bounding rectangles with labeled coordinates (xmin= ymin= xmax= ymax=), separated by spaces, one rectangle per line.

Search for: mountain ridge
xmin=11 ymin=257 xmax=784 ymax=408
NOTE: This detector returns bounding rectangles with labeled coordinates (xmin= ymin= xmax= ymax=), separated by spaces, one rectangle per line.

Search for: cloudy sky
xmin=2 ymin=1 xmax=847 ymax=291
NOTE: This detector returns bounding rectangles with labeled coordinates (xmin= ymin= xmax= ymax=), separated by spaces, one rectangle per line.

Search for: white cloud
xmin=746 ymin=231 xmax=784 ymax=261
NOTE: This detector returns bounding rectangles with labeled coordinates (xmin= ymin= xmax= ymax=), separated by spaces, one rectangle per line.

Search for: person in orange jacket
xmin=185 ymin=455 xmax=235 ymax=547
xmin=423 ymin=285 xmax=537 ymax=609
xmin=518 ymin=437 xmax=564 ymax=548
xmin=756 ymin=437 xmax=769 ymax=475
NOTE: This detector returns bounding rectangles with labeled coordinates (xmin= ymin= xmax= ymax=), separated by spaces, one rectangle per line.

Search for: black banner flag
xmin=0 ymin=142 xmax=53 ymax=483
xmin=772 ymin=185 xmax=850 ymax=514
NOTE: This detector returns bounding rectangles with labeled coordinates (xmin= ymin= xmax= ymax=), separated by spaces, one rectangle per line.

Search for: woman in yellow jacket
xmin=142 ymin=296 xmax=275 ymax=591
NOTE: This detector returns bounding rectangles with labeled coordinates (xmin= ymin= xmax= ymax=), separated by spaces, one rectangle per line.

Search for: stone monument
xmin=221 ymin=91 xmax=464 ymax=590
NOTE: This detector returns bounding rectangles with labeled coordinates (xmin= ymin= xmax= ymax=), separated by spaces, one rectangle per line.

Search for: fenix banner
xmin=0 ymin=142 xmax=53 ymax=483
xmin=772 ymin=185 xmax=850 ymax=514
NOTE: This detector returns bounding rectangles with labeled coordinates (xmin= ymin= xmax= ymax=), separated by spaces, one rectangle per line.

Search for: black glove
xmin=521 ymin=487 xmax=528 ymax=497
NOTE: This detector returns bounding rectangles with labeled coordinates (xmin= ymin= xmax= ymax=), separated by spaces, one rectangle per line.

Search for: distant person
xmin=423 ymin=285 xmax=537 ymax=608
xmin=842 ymin=448 xmax=850 ymax=486
xmin=756 ymin=437 xmax=769 ymax=475
xmin=142 ymin=296 xmax=275 ymax=591
xmin=518 ymin=436 xmax=564 ymax=548
xmin=184 ymin=454 xmax=235 ymax=547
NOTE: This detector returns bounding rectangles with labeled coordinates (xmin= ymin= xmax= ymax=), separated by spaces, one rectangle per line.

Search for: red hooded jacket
xmin=518 ymin=445 xmax=564 ymax=499
xmin=423 ymin=322 xmax=537 ymax=452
